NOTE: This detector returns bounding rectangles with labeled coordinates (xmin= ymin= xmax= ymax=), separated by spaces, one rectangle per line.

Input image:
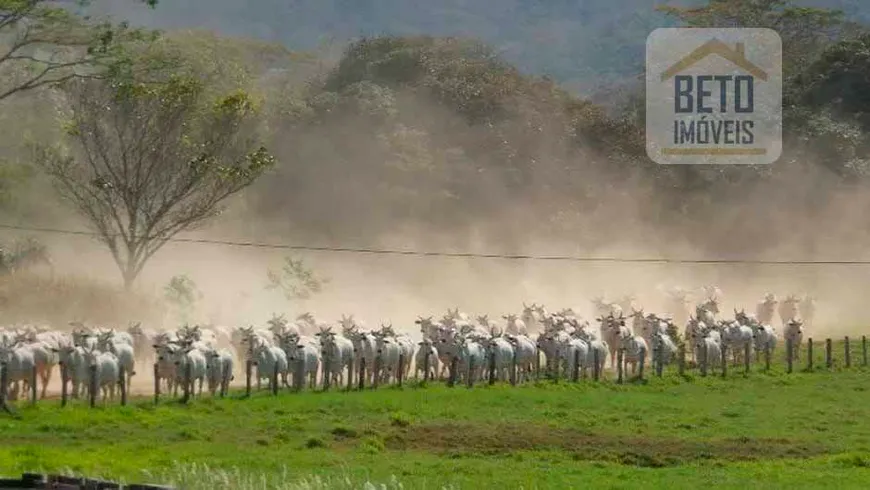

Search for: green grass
xmin=3 ymin=356 xmax=870 ymax=489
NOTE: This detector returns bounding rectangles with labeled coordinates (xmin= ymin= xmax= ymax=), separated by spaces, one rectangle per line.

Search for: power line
xmin=0 ymin=222 xmax=866 ymax=265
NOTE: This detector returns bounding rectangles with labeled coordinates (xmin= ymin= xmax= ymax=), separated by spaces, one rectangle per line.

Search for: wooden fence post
xmin=89 ymin=364 xmax=97 ymax=408
xmin=30 ymin=365 xmax=37 ymax=405
xmin=119 ymin=366 xmax=127 ymax=406
xmin=323 ymin=349 xmax=332 ymax=391
xmin=677 ymin=344 xmax=685 ymax=377
xmin=701 ymin=342 xmax=708 ymax=377
xmin=153 ymin=363 xmax=160 ymax=405
xmin=489 ymin=350 xmax=497 ymax=385
xmin=373 ymin=354 xmax=382 ymax=390
xmin=655 ymin=339 xmax=664 ymax=378
xmin=572 ymin=349 xmax=580 ymax=382
xmin=807 ymin=338 xmax=813 ymax=371
xmin=764 ymin=344 xmax=771 ymax=372
xmin=638 ymin=349 xmax=645 ymax=381
xmin=346 ymin=361 xmax=353 ymax=392
xmin=0 ymin=362 xmax=7 ymax=408
xmin=271 ymin=362 xmax=279 ymax=396
xmin=845 ymin=336 xmax=851 ymax=368
xmin=466 ymin=356 xmax=475 ymax=388
xmin=448 ymin=356 xmax=458 ymax=387
xmin=358 ymin=358 xmax=365 ymax=391
xmin=510 ymin=348 xmax=518 ymax=386
xmin=863 ymin=336 xmax=868 ymax=367
xmin=786 ymin=338 xmax=793 ymax=374
xmin=397 ymin=354 xmax=405 ymax=388
xmin=534 ymin=347 xmax=541 ymax=381
xmin=721 ymin=343 xmax=727 ymax=378
xmin=617 ymin=349 xmax=624 ymax=384
xmin=60 ymin=362 xmax=68 ymax=407
xmin=182 ymin=362 xmax=192 ymax=403
xmin=245 ymin=359 xmax=252 ymax=397
xmin=593 ymin=348 xmax=600 ymax=381
xmin=825 ymin=338 xmax=832 ymax=369
xmin=743 ymin=343 xmax=750 ymax=375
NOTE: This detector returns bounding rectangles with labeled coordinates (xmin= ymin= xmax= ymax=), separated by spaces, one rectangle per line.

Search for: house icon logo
xmin=646 ymin=28 xmax=782 ymax=165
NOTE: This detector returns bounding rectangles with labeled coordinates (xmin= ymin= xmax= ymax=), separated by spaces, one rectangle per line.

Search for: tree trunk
xmin=122 ymin=264 xmax=139 ymax=291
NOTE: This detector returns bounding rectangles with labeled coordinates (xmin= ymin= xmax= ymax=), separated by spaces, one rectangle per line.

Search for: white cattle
xmin=778 ymin=295 xmax=801 ymax=328
xmin=0 ymin=342 xmax=35 ymax=400
xmin=414 ymin=338 xmax=439 ymax=380
xmin=128 ymin=322 xmax=158 ymax=362
xmin=482 ymin=336 xmax=515 ymax=382
xmin=505 ymin=334 xmax=537 ymax=382
xmin=750 ymin=323 xmax=777 ymax=361
xmin=251 ymin=342 xmax=289 ymax=390
xmin=95 ymin=331 xmax=136 ymax=393
xmin=82 ymin=348 xmax=120 ymax=403
xmin=54 ymin=345 xmax=89 ymax=399
xmin=722 ymin=322 xmax=754 ymax=364
xmin=153 ymin=342 xmax=181 ymax=396
xmin=373 ymin=333 xmax=401 ymax=384
xmin=650 ymin=331 xmax=677 ymax=366
xmin=286 ymin=341 xmax=320 ymax=389
xmin=316 ymin=327 xmax=354 ymax=387
xmin=560 ymin=337 xmax=590 ymax=378
xmin=784 ymin=318 xmax=804 ymax=361
xmin=599 ymin=314 xmax=630 ymax=368
xmin=502 ymin=314 xmax=528 ymax=336
xmin=755 ymin=294 xmax=778 ymax=326
xmin=694 ymin=335 xmax=722 ymax=371
xmin=205 ymin=348 xmax=235 ymax=396
xmin=620 ymin=333 xmax=649 ymax=375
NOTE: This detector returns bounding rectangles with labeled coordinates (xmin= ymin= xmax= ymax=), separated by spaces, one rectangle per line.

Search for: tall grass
xmin=142 ymin=462 xmax=419 ymax=490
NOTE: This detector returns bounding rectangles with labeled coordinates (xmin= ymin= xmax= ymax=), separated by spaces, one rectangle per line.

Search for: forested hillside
xmin=85 ymin=0 xmax=870 ymax=95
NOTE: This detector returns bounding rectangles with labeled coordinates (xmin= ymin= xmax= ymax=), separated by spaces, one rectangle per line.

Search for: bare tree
xmin=0 ymin=0 xmax=158 ymax=102
xmin=35 ymin=74 xmax=276 ymax=289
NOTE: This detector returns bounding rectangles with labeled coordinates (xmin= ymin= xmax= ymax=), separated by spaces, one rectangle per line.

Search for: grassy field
xmin=3 ymin=348 xmax=870 ymax=489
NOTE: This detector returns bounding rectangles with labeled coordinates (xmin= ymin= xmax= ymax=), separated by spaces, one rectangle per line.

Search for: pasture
xmin=2 ymin=364 xmax=870 ymax=489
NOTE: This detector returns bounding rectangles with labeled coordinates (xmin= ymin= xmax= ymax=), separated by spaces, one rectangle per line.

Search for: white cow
xmin=82 ymin=347 xmax=120 ymax=403
xmin=373 ymin=332 xmax=401 ymax=384
xmin=693 ymin=335 xmax=722 ymax=371
xmin=54 ymin=345 xmax=89 ymax=399
xmin=502 ymin=314 xmax=528 ymax=336
xmin=0 ymin=341 xmax=35 ymax=400
xmin=620 ymin=333 xmax=649 ymax=375
xmin=756 ymin=294 xmax=778 ymax=326
xmin=505 ymin=334 xmax=537 ymax=382
xmin=95 ymin=331 xmax=136 ymax=393
xmin=316 ymin=326 xmax=354 ymax=387
xmin=599 ymin=314 xmax=630 ymax=368
xmin=205 ymin=348 xmax=235 ymax=396
xmin=251 ymin=342 xmax=289 ymax=390
xmin=286 ymin=341 xmax=320 ymax=389
xmin=482 ymin=336 xmax=515 ymax=382
xmin=784 ymin=318 xmax=804 ymax=361
xmin=414 ymin=338 xmax=439 ymax=380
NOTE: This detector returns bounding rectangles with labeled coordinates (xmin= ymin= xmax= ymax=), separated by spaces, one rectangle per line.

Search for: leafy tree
xmin=34 ymin=45 xmax=276 ymax=290
xmin=0 ymin=0 xmax=159 ymax=103
xmin=657 ymin=0 xmax=855 ymax=77
xmin=0 ymin=236 xmax=51 ymax=275
xmin=265 ymin=256 xmax=325 ymax=302
xmin=163 ymin=274 xmax=200 ymax=324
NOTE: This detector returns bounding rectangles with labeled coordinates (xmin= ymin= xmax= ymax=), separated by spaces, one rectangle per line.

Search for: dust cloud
xmin=4 ymin=60 xmax=870 ymax=342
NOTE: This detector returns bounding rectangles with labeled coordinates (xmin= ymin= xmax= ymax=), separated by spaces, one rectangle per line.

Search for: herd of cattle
xmin=0 ymin=288 xmax=818 ymax=403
